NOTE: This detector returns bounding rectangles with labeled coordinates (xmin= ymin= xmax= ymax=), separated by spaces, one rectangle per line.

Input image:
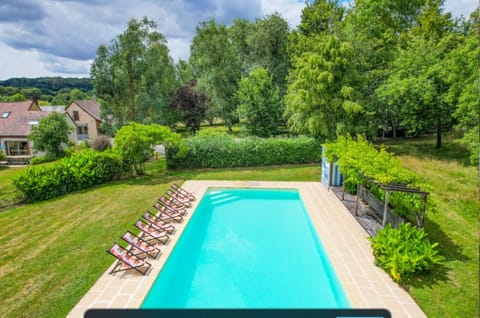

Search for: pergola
xmin=355 ymin=175 xmax=430 ymax=228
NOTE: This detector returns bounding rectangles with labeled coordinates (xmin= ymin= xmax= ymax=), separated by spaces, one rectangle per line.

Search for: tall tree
xmin=229 ymin=19 xmax=256 ymax=76
xmin=342 ymin=0 xmax=426 ymax=136
xmin=376 ymin=0 xmax=457 ymax=147
xmin=190 ymin=19 xmax=241 ymax=131
xmin=248 ymin=13 xmax=290 ymax=97
xmin=90 ymin=17 xmax=177 ymax=132
xmin=284 ymin=35 xmax=362 ymax=139
xmin=447 ymin=10 xmax=479 ymax=163
xmin=298 ymin=0 xmax=345 ymax=36
xmin=237 ymin=67 xmax=282 ymax=137
xmin=29 ymin=112 xmax=72 ymax=158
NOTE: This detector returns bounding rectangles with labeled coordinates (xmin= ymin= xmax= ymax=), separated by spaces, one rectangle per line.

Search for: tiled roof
xmin=0 ymin=101 xmax=50 ymax=137
xmin=69 ymin=100 xmax=101 ymax=121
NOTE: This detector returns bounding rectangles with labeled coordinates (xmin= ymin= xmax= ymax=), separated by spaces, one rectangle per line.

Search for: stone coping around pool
xmin=67 ymin=181 xmax=426 ymax=318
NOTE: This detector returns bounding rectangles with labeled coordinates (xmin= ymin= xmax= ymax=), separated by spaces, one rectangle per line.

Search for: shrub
xmin=90 ymin=135 xmax=112 ymax=152
xmin=324 ymin=135 xmax=434 ymax=226
xmin=30 ymin=154 xmax=57 ymax=165
xmin=13 ymin=149 xmax=124 ymax=201
xmin=369 ymin=223 xmax=443 ymax=282
xmin=166 ymin=134 xmax=322 ymax=169
xmin=0 ymin=151 xmax=6 ymax=161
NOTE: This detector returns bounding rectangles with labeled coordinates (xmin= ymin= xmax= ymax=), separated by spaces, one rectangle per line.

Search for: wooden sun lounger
xmin=122 ymin=231 xmax=161 ymax=259
xmin=134 ymin=219 xmax=170 ymax=244
xmin=143 ymin=210 xmax=175 ymax=234
xmin=107 ymin=243 xmax=152 ymax=275
xmin=171 ymin=183 xmax=195 ymax=201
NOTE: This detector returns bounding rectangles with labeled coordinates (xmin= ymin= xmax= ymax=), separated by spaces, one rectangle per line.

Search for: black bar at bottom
xmin=85 ymin=308 xmax=391 ymax=318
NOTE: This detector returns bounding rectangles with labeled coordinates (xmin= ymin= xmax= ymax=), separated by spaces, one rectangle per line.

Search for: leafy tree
xmin=113 ymin=123 xmax=185 ymax=175
xmin=298 ymin=0 xmax=345 ymax=36
xmin=229 ymin=19 xmax=256 ymax=76
xmin=342 ymin=0 xmax=426 ymax=136
xmin=237 ymin=67 xmax=282 ymax=137
xmin=170 ymin=82 xmax=208 ymax=135
xmin=90 ymin=17 xmax=177 ymax=132
xmin=447 ymin=11 xmax=479 ymax=163
xmin=190 ymin=19 xmax=241 ymax=130
xmin=248 ymin=13 xmax=290 ymax=97
xmin=284 ymin=35 xmax=362 ymax=139
xmin=176 ymin=59 xmax=194 ymax=85
xmin=51 ymin=88 xmax=91 ymax=105
xmin=28 ymin=112 xmax=73 ymax=158
xmin=376 ymin=0 xmax=457 ymax=147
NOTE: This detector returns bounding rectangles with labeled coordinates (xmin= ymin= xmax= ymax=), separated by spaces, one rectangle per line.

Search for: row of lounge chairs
xmin=107 ymin=184 xmax=196 ymax=276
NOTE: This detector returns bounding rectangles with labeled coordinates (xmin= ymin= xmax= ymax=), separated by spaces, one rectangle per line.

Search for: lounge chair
xmin=157 ymin=197 xmax=188 ymax=215
xmin=122 ymin=231 xmax=161 ymax=259
xmin=171 ymin=183 xmax=195 ymax=201
xmin=134 ymin=219 xmax=170 ymax=244
xmin=107 ymin=243 xmax=152 ymax=275
xmin=164 ymin=189 xmax=192 ymax=208
xmin=153 ymin=201 xmax=185 ymax=222
xmin=143 ymin=210 xmax=175 ymax=234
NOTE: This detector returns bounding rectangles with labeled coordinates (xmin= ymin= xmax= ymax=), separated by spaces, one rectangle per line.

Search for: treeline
xmin=87 ymin=1 xmax=478 ymax=164
xmin=0 ymin=77 xmax=93 ymax=105
xmin=0 ymin=77 xmax=92 ymax=93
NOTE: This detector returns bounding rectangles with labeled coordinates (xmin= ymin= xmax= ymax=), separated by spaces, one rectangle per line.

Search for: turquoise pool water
xmin=142 ymin=188 xmax=350 ymax=308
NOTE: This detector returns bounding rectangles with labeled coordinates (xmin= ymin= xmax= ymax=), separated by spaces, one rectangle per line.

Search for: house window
xmin=5 ymin=141 xmax=30 ymax=156
xmin=73 ymin=110 xmax=79 ymax=121
xmin=77 ymin=125 xmax=89 ymax=139
xmin=1 ymin=111 xmax=10 ymax=118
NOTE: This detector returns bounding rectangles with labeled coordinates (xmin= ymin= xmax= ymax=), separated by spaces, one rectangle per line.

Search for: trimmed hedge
xmin=13 ymin=149 xmax=124 ymax=202
xmin=166 ymin=134 xmax=322 ymax=169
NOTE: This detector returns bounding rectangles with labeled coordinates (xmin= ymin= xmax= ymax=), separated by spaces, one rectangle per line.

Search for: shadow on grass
xmin=403 ymin=216 xmax=469 ymax=290
xmin=379 ymin=136 xmax=472 ymax=166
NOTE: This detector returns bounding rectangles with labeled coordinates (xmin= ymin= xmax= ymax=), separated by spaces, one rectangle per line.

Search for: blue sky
xmin=0 ymin=0 xmax=477 ymax=80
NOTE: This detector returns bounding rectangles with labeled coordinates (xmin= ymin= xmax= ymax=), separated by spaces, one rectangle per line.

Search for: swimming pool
xmin=142 ymin=188 xmax=350 ymax=308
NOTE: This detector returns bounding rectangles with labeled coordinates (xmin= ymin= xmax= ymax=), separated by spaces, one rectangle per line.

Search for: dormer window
xmin=1 ymin=111 xmax=10 ymax=118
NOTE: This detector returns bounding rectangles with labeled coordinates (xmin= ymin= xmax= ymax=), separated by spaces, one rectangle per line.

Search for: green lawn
xmin=381 ymin=136 xmax=479 ymax=318
xmin=0 ymin=162 xmax=320 ymax=317
xmin=0 ymin=136 xmax=477 ymax=317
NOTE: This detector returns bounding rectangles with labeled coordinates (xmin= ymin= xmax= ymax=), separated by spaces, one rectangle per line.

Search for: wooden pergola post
xmin=383 ymin=190 xmax=390 ymax=227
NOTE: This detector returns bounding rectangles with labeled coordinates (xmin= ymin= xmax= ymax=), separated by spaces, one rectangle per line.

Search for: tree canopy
xmin=28 ymin=112 xmax=73 ymax=158
xmin=90 ymin=17 xmax=177 ymax=133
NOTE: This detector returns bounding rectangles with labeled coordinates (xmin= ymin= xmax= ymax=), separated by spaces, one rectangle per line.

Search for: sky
xmin=0 ymin=0 xmax=477 ymax=80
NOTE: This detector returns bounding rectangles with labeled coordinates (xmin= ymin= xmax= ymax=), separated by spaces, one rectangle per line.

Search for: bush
xmin=324 ymin=135 xmax=434 ymax=226
xmin=90 ymin=135 xmax=112 ymax=152
xmin=166 ymin=134 xmax=322 ymax=169
xmin=13 ymin=149 xmax=124 ymax=201
xmin=0 ymin=151 xmax=6 ymax=161
xmin=369 ymin=223 xmax=443 ymax=282
xmin=30 ymin=154 xmax=57 ymax=165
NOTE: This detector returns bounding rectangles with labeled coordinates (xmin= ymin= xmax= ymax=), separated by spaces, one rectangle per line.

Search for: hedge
xmin=13 ymin=149 xmax=124 ymax=202
xmin=166 ymin=134 xmax=322 ymax=169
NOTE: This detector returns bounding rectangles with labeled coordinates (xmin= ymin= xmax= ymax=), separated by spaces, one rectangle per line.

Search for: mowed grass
xmin=0 ymin=166 xmax=25 ymax=208
xmin=0 ymin=134 xmax=477 ymax=317
xmin=0 ymin=163 xmax=320 ymax=317
xmin=382 ymin=136 xmax=479 ymax=318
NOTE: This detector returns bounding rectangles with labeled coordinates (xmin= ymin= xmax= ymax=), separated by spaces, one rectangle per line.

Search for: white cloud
xmin=444 ymin=0 xmax=478 ymax=17
xmin=0 ymin=0 xmax=477 ymax=80
xmin=261 ymin=0 xmax=304 ymax=28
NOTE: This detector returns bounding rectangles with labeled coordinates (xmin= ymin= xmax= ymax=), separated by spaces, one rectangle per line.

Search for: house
xmin=65 ymin=100 xmax=104 ymax=141
xmin=0 ymin=100 xmax=77 ymax=163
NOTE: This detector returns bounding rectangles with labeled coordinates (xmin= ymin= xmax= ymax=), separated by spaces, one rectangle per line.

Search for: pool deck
xmin=67 ymin=181 xmax=426 ymax=318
